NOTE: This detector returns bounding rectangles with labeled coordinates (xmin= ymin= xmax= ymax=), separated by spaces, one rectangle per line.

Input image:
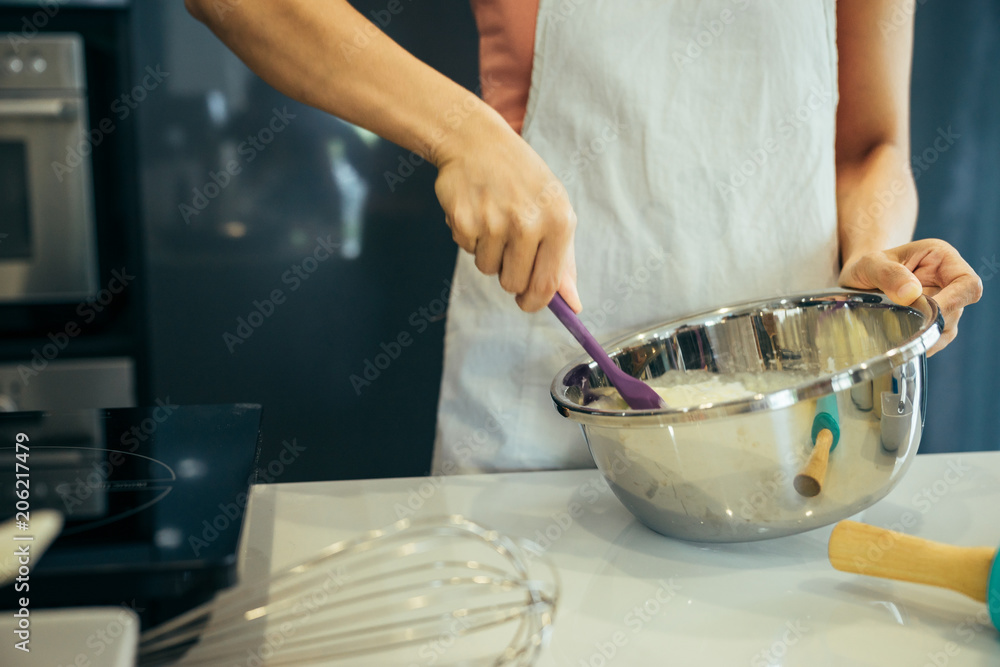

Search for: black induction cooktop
xmin=0 ymin=403 xmax=264 ymax=627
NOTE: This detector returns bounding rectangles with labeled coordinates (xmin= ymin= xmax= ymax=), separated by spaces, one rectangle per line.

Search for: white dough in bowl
xmin=586 ymin=369 xmax=816 ymax=410
xmin=650 ymin=376 xmax=755 ymax=407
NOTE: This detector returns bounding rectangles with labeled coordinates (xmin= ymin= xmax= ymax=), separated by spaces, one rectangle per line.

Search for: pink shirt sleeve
xmin=469 ymin=0 xmax=539 ymax=134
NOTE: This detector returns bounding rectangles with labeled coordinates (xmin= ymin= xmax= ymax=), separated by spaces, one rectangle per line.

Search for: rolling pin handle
xmin=828 ymin=520 xmax=996 ymax=605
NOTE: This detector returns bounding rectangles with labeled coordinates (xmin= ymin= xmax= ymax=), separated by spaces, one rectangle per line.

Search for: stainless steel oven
xmin=0 ymin=34 xmax=97 ymax=303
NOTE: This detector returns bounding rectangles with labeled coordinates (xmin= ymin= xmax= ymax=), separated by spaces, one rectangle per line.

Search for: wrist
xmin=836 ymin=146 xmax=917 ymax=272
xmin=426 ymin=99 xmax=514 ymax=168
xmin=840 ymin=245 xmax=884 ymax=274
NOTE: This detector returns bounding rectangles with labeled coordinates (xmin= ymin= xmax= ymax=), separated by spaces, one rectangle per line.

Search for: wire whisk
xmin=139 ymin=515 xmax=560 ymax=666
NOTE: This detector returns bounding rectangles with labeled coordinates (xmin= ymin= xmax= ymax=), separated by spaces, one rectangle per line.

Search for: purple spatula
xmin=548 ymin=294 xmax=665 ymax=410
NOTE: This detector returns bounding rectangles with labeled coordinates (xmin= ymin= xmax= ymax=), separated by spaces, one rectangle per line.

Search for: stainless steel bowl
xmin=551 ymin=290 xmax=944 ymax=542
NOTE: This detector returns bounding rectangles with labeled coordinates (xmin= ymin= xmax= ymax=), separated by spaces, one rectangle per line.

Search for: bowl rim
xmin=550 ymin=289 xmax=943 ymax=427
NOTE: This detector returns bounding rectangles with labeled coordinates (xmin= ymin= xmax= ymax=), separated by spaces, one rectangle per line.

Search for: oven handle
xmin=0 ymin=98 xmax=76 ymax=119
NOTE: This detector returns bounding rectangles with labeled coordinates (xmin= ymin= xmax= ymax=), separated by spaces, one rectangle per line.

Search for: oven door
xmin=0 ymin=96 xmax=98 ymax=303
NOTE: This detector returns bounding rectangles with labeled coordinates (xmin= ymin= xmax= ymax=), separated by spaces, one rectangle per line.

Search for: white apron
xmin=432 ymin=0 xmax=841 ymax=474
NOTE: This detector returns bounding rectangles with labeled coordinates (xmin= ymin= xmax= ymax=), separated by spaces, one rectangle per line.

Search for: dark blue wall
xmin=910 ymin=0 xmax=1000 ymax=453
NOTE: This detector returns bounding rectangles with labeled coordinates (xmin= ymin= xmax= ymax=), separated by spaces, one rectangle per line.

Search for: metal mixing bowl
xmin=551 ymin=290 xmax=944 ymax=542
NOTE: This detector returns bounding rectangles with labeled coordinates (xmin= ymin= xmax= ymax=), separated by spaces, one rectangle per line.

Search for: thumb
xmin=845 ymin=253 xmax=923 ymax=305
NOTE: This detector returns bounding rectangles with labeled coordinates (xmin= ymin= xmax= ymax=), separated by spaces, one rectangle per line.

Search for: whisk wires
xmin=139 ymin=515 xmax=559 ymax=666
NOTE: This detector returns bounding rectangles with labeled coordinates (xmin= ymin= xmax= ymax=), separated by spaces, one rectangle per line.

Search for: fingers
xmin=923 ymin=264 xmax=983 ymax=316
xmin=849 ymin=239 xmax=985 ymax=355
xmin=926 ymin=323 xmax=957 ymax=357
xmin=445 ymin=210 xmax=477 ymax=255
xmin=943 ymin=306 xmax=964 ymax=339
xmin=866 ymin=255 xmax=924 ymax=305
xmin=515 ymin=238 xmax=564 ymax=312
xmin=558 ymin=240 xmax=582 ymax=313
xmin=926 ymin=273 xmax=979 ymax=354
xmin=893 ymin=239 xmax=982 ymax=355
xmin=435 ymin=138 xmax=581 ymax=314
xmin=446 ymin=197 xmax=578 ymax=313
xmin=513 ymin=204 xmax=577 ymax=312
xmin=883 ymin=239 xmax=983 ymax=314
xmin=498 ymin=218 xmax=539 ymax=293
xmin=472 ymin=209 xmax=506 ymax=276
xmin=842 ymin=251 xmax=922 ymax=304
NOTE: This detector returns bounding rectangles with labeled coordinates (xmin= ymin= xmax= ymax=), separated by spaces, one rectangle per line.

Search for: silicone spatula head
xmin=548 ymin=294 xmax=665 ymax=410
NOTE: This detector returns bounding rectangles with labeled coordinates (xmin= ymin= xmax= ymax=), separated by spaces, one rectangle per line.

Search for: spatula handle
xmin=794 ymin=429 xmax=834 ymax=497
xmin=548 ymin=294 xmax=605 ymax=365
xmin=828 ymin=520 xmax=995 ymax=602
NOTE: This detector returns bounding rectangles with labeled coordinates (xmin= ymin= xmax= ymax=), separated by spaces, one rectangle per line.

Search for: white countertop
xmin=240 ymin=452 xmax=1000 ymax=666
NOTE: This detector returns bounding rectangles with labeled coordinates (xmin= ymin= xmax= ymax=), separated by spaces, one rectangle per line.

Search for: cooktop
xmin=0 ymin=403 xmax=263 ymax=627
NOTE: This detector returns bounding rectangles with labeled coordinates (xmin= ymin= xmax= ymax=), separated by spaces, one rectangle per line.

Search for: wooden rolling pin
xmin=829 ymin=520 xmax=1000 ymax=630
xmin=794 ymin=394 xmax=840 ymax=497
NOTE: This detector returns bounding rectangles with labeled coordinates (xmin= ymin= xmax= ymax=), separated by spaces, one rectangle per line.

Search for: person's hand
xmin=433 ymin=117 xmax=581 ymax=313
xmin=839 ymin=239 xmax=983 ymax=355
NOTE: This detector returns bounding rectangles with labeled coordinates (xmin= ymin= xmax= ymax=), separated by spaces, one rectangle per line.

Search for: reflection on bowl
xmin=551 ymin=290 xmax=943 ymax=542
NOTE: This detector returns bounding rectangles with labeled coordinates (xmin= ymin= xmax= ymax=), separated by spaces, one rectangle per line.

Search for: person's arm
xmin=835 ymin=0 xmax=981 ymax=353
xmin=185 ymin=0 xmax=580 ymax=313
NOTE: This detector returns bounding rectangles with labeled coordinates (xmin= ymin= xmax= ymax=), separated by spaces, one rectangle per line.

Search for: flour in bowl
xmin=586 ymin=369 xmax=815 ymax=410
xmin=650 ymin=376 xmax=755 ymax=407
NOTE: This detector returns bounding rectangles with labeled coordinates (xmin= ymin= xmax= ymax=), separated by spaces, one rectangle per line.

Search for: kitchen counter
xmin=240 ymin=452 xmax=1000 ymax=665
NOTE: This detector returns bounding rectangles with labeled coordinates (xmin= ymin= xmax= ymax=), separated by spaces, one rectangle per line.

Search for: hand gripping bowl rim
xmin=550 ymin=289 xmax=943 ymax=428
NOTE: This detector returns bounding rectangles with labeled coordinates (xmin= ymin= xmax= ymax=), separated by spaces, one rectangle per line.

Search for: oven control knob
xmin=30 ymin=57 xmax=47 ymax=74
xmin=5 ymin=57 xmax=24 ymax=74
